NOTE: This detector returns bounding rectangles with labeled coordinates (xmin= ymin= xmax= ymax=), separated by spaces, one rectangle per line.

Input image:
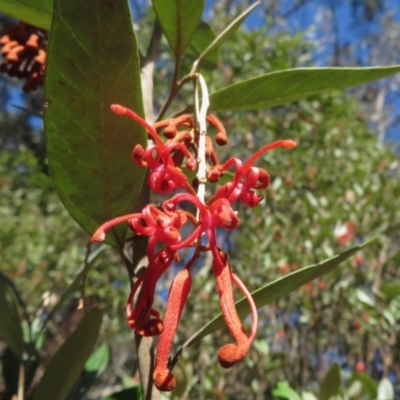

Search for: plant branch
xmin=17 ymin=362 xmax=24 ymax=400
xmin=194 ymin=74 xmax=210 ymax=205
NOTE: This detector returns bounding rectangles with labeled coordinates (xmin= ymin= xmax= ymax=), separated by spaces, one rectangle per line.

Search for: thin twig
xmin=79 ymin=241 xmax=92 ymax=311
xmin=194 ymin=74 xmax=210 ymax=205
xmin=17 ymin=362 xmax=25 ymax=400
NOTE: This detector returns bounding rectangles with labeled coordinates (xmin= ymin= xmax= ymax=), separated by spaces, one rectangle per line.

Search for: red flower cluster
xmin=91 ymin=105 xmax=296 ymax=391
xmin=0 ymin=23 xmax=46 ymax=92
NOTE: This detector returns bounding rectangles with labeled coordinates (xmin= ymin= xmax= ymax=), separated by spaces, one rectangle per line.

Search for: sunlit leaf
xmin=381 ymin=281 xmax=400 ymax=300
xmin=44 ymin=0 xmax=146 ymax=248
xmin=33 ymin=309 xmax=102 ymax=400
xmin=67 ymin=344 xmax=110 ymax=400
xmin=272 ymin=381 xmax=302 ymax=400
xmin=377 ymin=378 xmax=395 ymax=400
xmin=355 ymin=288 xmax=375 ymax=307
xmin=153 ymin=0 xmax=204 ymax=57
xmin=0 ymin=281 xmax=25 ymax=358
xmin=185 ymin=22 xmax=218 ymax=68
xmin=180 ymin=237 xmax=376 ymax=351
xmin=0 ymin=0 xmax=52 ymax=30
xmin=301 ymin=392 xmax=318 ymax=400
xmin=320 ymin=363 xmax=341 ymax=400
xmin=209 ymin=66 xmax=400 ymax=111
xmin=85 ymin=344 xmax=109 ymax=374
xmin=194 ymin=1 xmax=260 ymax=69
xmin=349 ymin=373 xmax=377 ymax=399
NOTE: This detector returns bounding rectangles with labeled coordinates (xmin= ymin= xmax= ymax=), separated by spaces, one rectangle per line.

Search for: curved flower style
xmin=92 ymin=204 xmax=188 ymax=264
xmin=209 ymin=139 xmax=296 ymax=207
xmin=126 ymin=247 xmax=177 ymax=336
xmin=111 ymin=105 xmax=197 ymax=195
xmin=91 ymin=104 xmax=297 ymax=391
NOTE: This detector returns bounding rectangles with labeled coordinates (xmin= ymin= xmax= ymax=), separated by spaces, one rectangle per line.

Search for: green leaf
xmin=85 ymin=344 xmax=109 ymax=374
xmin=44 ymin=0 xmax=146 ymax=248
xmin=347 ymin=380 xmax=362 ymax=398
xmin=301 ymin=392 xmax=318 ymax=400
xmin=209 ymin=66 xmax=400 ymax=112
xmin=179 ymin=237 xmax=376 ymax=350
xmin=0 ymin=280 xmax=25 ymax=358
xmin=272 ymin=381 xmax=302 ymax=400
xmin=349 ymin=373 xmax=377 ymax=399
xmin=171 ymin=360 xmax=190 ymax=398
xmin=66 ymin=344 xmax=110 ymax=400
xmin=193 ymin=1 xmax=260 ymax=70
xmin=355 ymin=288 xmax=375 ymax=307
xmin=121 ymin=373 xmax=137 ymax=389
xmin=103 ymin=387 xmax=142 ymax=400
xmin=0 ymin=270 xmax=26 ymax=310
xmin=153 ymin=0 xmax=204 ymax=57
xmin=377 ymin=378 xmax=394 ymax=400
xmin=0 ymin=0 xmax=52 ymax=30
xmin=185 ymin=22 xmax=218 ymax=68
xmin=1 ymin=347 xmax=20 ymax=396
xmin=33 ymin=309 xmax=102 ymax=400
xmin=381 ymin=281 xmax=400 ymax=300
xmin=320 ymin=363 xmax=341 ymax=400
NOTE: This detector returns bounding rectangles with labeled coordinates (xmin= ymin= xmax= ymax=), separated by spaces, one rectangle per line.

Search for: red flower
xmin=111 ymin=105 xmax=197 ymax=195
xmin=91 ymin=104 xmax=296 ymax=391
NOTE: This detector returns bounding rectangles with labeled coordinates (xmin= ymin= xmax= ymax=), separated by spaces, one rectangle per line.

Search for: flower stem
xmin=194 ymin=74 xmax=210 ymax=206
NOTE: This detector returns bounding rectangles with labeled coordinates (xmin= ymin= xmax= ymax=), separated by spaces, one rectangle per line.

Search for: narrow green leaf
xmin=377 ymin=378 xmax=395 ymax=400
xmin=66 ymin=344 xmax=110 ymax=400
xmin=153 ymin=0 xmax=204 ymax=57
xmin=0 ymin=280 xmax=25 ymax=358
xmin=44 ymin=0 xmax=146 ymax=248
xmin=381 ymin=281 xmax=400 ymax=300
xmin=320 ymin=363 xmax=341 ymax=400
xmin=194 ymin=1 xmax=260 ymax=69
xmin=349 ymin=373 xmax=377 ymax=399
xmin=209 ymin=66 xmax=400 ymax=112
xmin=0 ymin=0 xmax=52 ymax=30
xmin=33 ymin=309 xmax=102 ymax=400
xmin=185 ymin=22 xmax=218 ymax=68
xmin=355 ymin=288 xmax=375 ymax=307
xmin=347 ymin=380 xmax=363 ymax=398
xmin=1 ymin=347 xmax=20 ymax=396
xmin=103 ymin=387 xmax=142 ymax=400
xmin=0 ymin=270 xmax=26 ymax=310
xmin=272 ymin=381 xmax=302 ymax=400
xmin=180 ymin=237 xmax=376 ymax=350
xmin=171 ymin=360 xmax=190 ymax=398
xmin=85 ymin=344 xmax=109 ymax=374
xmin=301 ymin=392 xmax=318 ymax=400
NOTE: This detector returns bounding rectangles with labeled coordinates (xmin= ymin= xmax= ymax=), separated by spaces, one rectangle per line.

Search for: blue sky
xmin=5 ymin=1 xmax=400 ymax=140
xmin=238 ymin=0 xmax=400 ymax=141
